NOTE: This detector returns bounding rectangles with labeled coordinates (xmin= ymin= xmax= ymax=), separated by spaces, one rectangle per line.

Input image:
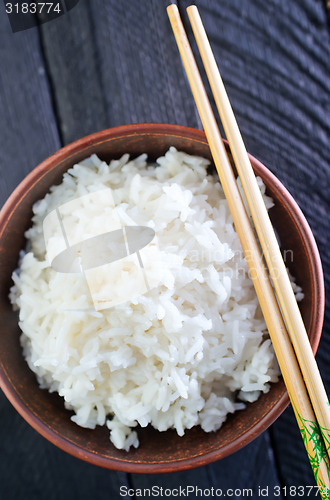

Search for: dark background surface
xmin=0 ymin=0 xmax=329 ymax=498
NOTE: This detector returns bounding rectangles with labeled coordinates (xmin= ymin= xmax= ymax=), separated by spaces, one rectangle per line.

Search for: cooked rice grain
xmin=10 ymin=148 xmax=283 ymax=451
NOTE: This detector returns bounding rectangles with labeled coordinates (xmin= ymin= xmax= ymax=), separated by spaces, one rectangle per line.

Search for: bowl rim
xmin=0 ymin=123 xmax=325 ymax=473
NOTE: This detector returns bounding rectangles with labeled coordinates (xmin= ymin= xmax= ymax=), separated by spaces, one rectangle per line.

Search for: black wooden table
xmin=0 ymin=1 xmax=329 ymax=498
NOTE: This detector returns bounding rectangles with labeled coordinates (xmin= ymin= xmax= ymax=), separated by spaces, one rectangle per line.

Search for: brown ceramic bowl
xmin=0 ymin=123 xmax=325 ymax=473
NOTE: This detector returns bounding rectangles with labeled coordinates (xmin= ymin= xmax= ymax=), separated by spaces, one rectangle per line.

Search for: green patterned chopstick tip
xmin=290 ymin=396 xmax=330 ymax=497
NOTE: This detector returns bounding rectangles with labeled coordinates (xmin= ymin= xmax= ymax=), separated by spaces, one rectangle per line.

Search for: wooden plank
xmin=88 ymin=0 xmax=200 ymax=129
xmin=37 ymin=0 xmax=201 ymax=145
xmin=0 ymin=13 xmax=60 ymax=207
xmin=37 ymin=0 xmax=108 ymax=145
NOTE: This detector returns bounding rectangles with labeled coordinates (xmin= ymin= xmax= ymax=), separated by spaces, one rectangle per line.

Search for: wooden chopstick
xmin=186 ymin=2 xmax=330 ymax=453
xmin=167 ymin=4 xmax=330 ymax=495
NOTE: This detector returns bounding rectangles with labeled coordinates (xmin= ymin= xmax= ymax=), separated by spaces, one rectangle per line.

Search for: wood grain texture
xmin=37 ymin=0 xmax=108 ymax=144
xmin=88 ymin=0 xmax=200 ymax=129
xmin=0 ymin=11 xmax=60 ymax=207
xmin=37 ymin=0 xmax=201 ymax=144
xmin=0 ymin=0 xmax=329 ymax=497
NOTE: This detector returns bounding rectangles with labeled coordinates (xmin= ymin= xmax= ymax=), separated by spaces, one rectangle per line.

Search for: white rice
xmin=10 ymin=147 xmax=292 ymax=451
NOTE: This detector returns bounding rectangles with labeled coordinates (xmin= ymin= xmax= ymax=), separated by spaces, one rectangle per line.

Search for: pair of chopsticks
xmin=167 ymin=3 xmax=330 ymax=495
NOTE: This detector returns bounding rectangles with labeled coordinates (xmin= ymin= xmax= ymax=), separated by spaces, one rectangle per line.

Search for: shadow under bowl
xmin=0 ymin=123 xmax=325 ymax=473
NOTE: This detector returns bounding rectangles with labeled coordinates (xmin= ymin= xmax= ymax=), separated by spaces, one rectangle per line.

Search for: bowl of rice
xmin=0 ymin=123 xmax=324 ymax=473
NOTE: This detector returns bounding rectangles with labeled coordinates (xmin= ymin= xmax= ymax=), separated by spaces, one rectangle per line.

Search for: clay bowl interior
xmin=0 ymin=123 xmax=324 ymax=473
